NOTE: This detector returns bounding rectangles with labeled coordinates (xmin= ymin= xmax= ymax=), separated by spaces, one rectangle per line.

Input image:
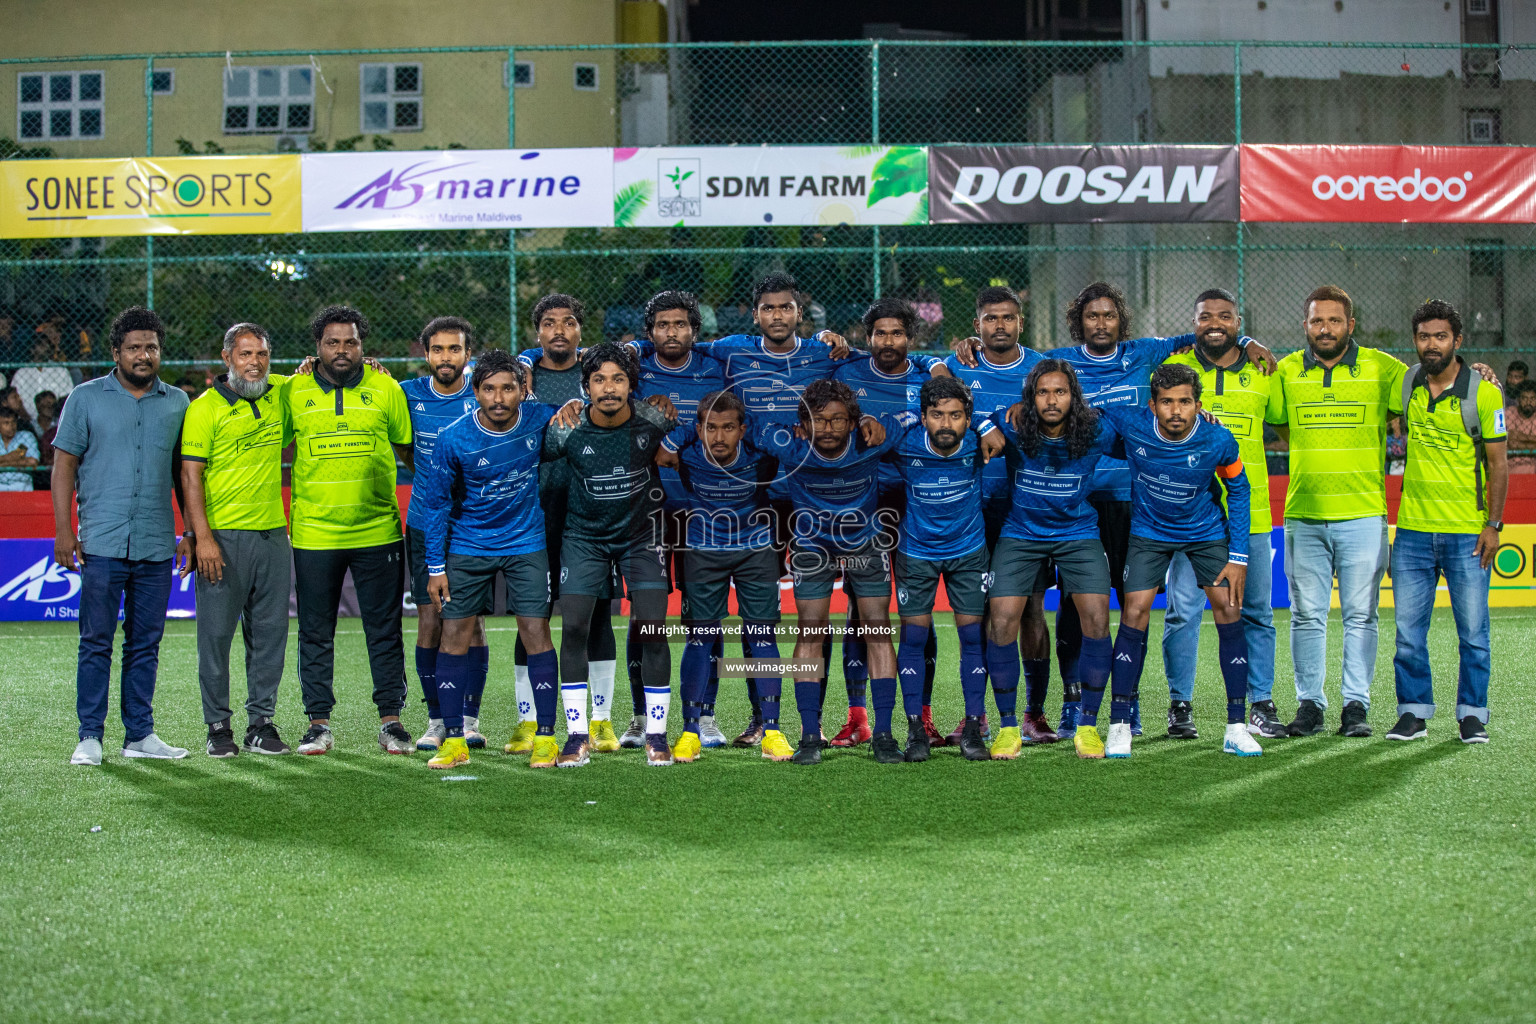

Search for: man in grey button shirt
xmin=51 ymin=306 xmax=194 ymax=766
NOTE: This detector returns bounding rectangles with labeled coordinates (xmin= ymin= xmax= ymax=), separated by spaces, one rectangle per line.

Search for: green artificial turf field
xmin=2 ymin=609 xmax=1533 ymax=1023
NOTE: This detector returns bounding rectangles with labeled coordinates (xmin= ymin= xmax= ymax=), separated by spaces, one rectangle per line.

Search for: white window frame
xmin=573 ymin=62 xmax=600 ymax=92
xmin=223 ymin=64 xmax=313 ymax=135
xmin=503 ymin=60 xmax=536 ymax=89
xmin=1466 ymin=0 xmax=1491 ymax=15
xmin=17 ymin=69 xmax=105 ymax=141
xmin=360 ymin=62 xmax=423 ymax=133
xmin=149 ymin=68 xmax=175 ymax=96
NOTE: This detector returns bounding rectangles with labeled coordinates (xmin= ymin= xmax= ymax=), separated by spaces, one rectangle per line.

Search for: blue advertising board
xmin=0 ymin=539 xmax=198 ymax=622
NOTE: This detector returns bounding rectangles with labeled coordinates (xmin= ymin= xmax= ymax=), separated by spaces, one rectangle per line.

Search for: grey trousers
xmin=196 ymin=528 xmax=292 ymax=725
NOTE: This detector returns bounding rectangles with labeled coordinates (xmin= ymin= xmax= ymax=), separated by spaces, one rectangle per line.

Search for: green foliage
xmin=866 ymin=146 xmax=927 ymax=208
xmin=0 ymin=137 xmax=55 ymax=159
xmin=613 ymin=180 xmax=653 ymax=228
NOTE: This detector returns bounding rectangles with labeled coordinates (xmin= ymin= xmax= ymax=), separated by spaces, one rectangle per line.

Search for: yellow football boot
xmin=671 ymin=730 xmax=702 ymax=763
xmin=1074 ymin=724 xmax=1105 ymax=759
xmin=989 ymin=725 xmax=1023 ymax=760
xmin=528 ymin=734 xmax=559 ymax=768
xmin=760 ymin=729 xmax=796 ymax=761
xmin=427 ymin=736 xmax=470 ymax=770
xmin=590 ymin=719 xmax=622 ymax=753
xmin=503 ymin=720 xmax=537 ymax=754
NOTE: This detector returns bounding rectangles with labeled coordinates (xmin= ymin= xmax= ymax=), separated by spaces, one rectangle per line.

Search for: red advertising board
xmin=1240 ymin=144 xmax=1536 ymax=223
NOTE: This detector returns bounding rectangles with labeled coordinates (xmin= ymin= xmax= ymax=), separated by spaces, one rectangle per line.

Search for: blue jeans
xmin=1162 ymin=532 xmax=1276 ymax=703
xmin=76 ymin=556 xmax=173 ymax=742
xmin=1391 ymin=529 xmax=1491 ymax=723
xmin=1285 ymin=516 xmax=1388 ymax=709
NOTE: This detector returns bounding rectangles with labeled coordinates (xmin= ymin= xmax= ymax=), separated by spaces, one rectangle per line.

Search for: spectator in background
xmin=796 ymin=291 xmax=827 ymax=337
xmin=10 ymin=335 xmax=75 ymax=420
xmin=913 ymin=288 xmax=944 ymax=346
xmin=32 ymin=390 xmax=58 ymax=435
xmin=1 ymin=386 xmax=34 ymax=435
xmin=1505 ymin=361 xmax=1528 ymax=393
xmin=0 ymin=404 xmax=40 ymax=491
xmin=37 ymin=393 xmax=61 ymax=467
xmin=1505 ymin=381 xmax=1536 ymax=474
xmin=177 ymin=372 xmax=203 ymax=400
xmin=0 ymin=308 xmax=17 ymax=362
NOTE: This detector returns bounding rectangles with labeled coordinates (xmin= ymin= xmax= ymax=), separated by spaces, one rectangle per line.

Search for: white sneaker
xmin=618 ymin=716 xmax=646 ymax=749
xmin=71 ymin=737 xmax=103 ymax=765
xmin=416 ymin=719 xmax=446 ymax=751
xmin=122 ymin=733 xmax=189 ymax=759
xmin=698 ymin=715 xmax=728 ymax=748
xmin=1223 ymin=723 xmax=1263 ymax=757
xmin=463 ymin=716 xmax=486 ymax=749
xmin=1105 ymin=722 xmax=1132 ymax=759
xmin=378 ymin=721 xmax=415 ymax=755
xmin=297 ymin=723 xmax=333 ymax=755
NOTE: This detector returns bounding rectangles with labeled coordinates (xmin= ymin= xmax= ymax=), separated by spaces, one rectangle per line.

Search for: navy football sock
xmin=795 ymin=681 xmax=822 ymax=738
xmin=465 ymin=644 xmax=488 ymax=719
xmin=414 ymin=646 xmax=440 ymax=719
xmin=702 ymin=634 xmax=723 ymax=714
xmin=986 ymin=639 xmax=1021 ymax=728
xmin=436 ymin=652 xmax=468 ymax=737
xmin=1217 ymin=620 xmax=1250 ymax=724
xmin=957 ymin=622 xmax=987 ymax=718
xmin=1109 ymin=625 xmax=1147 ymax=724
xmin=1078 ymin=634 xmax=1112 ymax=726
xmin=680 ymin=623 xmax=721 ymax=735
xmin=897 ymin=624 xmax=929 ymax=719
xmin=744 ymin=621 xmax=780 ymax=727
xmin=922 ymin=626 xmax=938 ymax=704
xmin=871 ymin=677 xmax=897 ymax=734
xmin=1023 ymin=658 xmax=1050 ymax=715
xmin=528 ymin=649 xmax=558 ymax=735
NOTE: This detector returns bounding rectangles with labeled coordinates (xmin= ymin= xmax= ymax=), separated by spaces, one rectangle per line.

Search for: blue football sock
xmin=871 ymin=677 xmax=897 ymax=734
xmin=843 ymin=623 xmax=868 ymax=707
xmin=1109 ymin=625 xmax=1147 ymax=724
xmin=436 ymin=651 xmax=468 ymax=736
xmin=922 ymin=626 xmax=938 ymax=704
xmin=680 ymin=622 xmax=721 ymax=735
xmin=897 ymin=624 xmax=929 ymax=719
xmin=465 ymin=644 xmax=488 ymax=719
xmin=702 ymin=634 xmax=724 ymax=713
xmin=528 ymin=649 xmax=558 ymax=735
xmin=414 ymin=646 xmax=440 ymax=719
xmin=986 ymin=639 xmax=1021 ymax=728
xmin=1217 ymin=620 xmax=1250 ymax=724
xmin=958 ymin=622 xmax=987 ymax=718
xmin=745 ymin=622 xmax=780 ymax=728
xmin=795 ymin=680 xmax=822 ymax=738
xmin=1056 ymin=601 xmax=1083 ymax=693
xmin=1023 ymin=657 xmax=1050 ymax=715
xmin=1078 ymin=634 xmax=1112 ymax=726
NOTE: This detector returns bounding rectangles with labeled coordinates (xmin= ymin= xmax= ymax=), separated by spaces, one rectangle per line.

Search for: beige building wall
xmin=3 ymin=0 xmax=625 ymax=156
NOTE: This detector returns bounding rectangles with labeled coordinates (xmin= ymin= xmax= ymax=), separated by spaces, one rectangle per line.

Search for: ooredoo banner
xmin=1239 ymin=144 xmax=1536 ymax=223
xmin=929 ymin=144 xmax=1239 ymax=223
xmin=301 ymin=148 xmax=613 ymax=231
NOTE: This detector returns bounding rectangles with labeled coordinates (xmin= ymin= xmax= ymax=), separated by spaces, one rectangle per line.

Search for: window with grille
xmin=150 ymin=69 xmax=174 ymax=96
xmin=1466 ymin=109 xmax=1501 ymax=144
xmin=361 ymin=63 xmax=422 ymax=132
xmin=17 ymin=70 xmax=105 ymax=140
xmin=224 ymin=65 xmax=313 ymax=134
xmin=503 ymin=61 xmax=535 ymax=89
xmin=574 ymin=63 xmax=599 ymax=92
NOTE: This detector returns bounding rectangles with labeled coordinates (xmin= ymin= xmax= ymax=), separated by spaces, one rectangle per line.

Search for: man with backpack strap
xmin=1387 ymin=300 xmax=1507 ymax=745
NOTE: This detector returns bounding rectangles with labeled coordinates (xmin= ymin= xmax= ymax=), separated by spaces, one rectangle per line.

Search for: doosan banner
xmin=930 ymin=145 xmax=1239 ymax=223
xmin=1239 ymin=144 xmax=1536 ymax=223
xmin=301 ymin=148 xmax=613 ymax=231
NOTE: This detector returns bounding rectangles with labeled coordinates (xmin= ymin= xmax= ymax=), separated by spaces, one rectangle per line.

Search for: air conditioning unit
xmin=275 ymin=134 xmax=310 ymax=152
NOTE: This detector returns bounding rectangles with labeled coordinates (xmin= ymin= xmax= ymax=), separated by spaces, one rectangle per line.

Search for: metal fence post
xmin=871 ymin=41 xmax=881 ymax=302
xmin=1233 ymin=42 xmax=1244 ymax=314
xmin=145 ymin=56 xmax=155 ymax=309
xmin=508 ymin=46 xmax=518 ymax=345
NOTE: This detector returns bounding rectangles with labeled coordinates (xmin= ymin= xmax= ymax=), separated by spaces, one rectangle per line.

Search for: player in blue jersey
xmin=1096 ymin=364 xmax=1260 ymax=759
xmin=400 ymin=317 xmax=486 ymax=753
xmin=655 ymin=391 xmax=792 ymax=761
xmin=886 ymin=376 xmax=1003 ymax=762
xmin=986 ymin=361 xmax=1121 ymax=760
xmin=414 ymin=350 xmax=566 ymax=770
xmin=753 ymin=379 xmax=902 ymax=766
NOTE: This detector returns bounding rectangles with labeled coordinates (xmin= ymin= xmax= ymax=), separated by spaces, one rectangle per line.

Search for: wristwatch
xmin=1487 ymin=521 xmax=1504 ymax=532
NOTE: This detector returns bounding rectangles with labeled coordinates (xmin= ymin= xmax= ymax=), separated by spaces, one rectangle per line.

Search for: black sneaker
xmin=1385 ymin=712 xmax=1427 ymax=742
xmin=871 ymin=731 xmax=904 ymax=764
xmin=903 ymin=716 xmax=931 ymax=763
xmin=1247 ymin=700 xmax=1288 ymax=739
xmin=242 ymin=717 xmax=291 ymax=755
xmin=206 ymin=721 xmax=238 ymax=758
xmin=792 ymin=732 xmax=822 ymax=765
xmin=959 ymin=716 xmax=990 ymax=761
xmin=1338 ymin=700 xmax=1372 ymax=737
xmin=1287 ymin=700 xmax=1326 ymax=737
xmin=1166 ymin=701 xmax=1198 ymax=739
xmin=1459 ymin=716 xmax=1489 ymax=744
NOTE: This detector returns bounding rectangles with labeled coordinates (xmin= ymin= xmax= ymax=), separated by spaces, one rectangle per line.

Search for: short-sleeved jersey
xmin=632 ymin=343 xmax=729 ymax=511
xmin=751 ymin=413 xmax=905 ymax=551
xmin=942 ymin=347 xmax=1042 ymax=505
xmin=282 ymin=366 xmax=413 ymax=550
xmin=401 ymin=374 xmax=478 ymax=527
xmin=416 ymin=402 xmax=557 ymax=572
xmin=662 ymin=431 xmax=779 ymax=551
xmin=543 ymin=400 xmax=677 ymax=542
xmin=886 ymin=418 xmax=989 ymax=561
xmin=1102 ymin=407 xmax=1250 ymax=563
xmin=834 ymin=356 xmax=935 ymax=497
xmin=1163 ymin=351 xmax=1274 ymax=534
xmin=710 ymin=334 xmax=866 ymax=430
xmin=180 ymin=374 xmax=291 ymax=532
xmin=990 ymin=410 xmax=1122 ymax=543
xmin=1398 ymin=361 xmax=1506 ymax=535
xmin=1266 ymin=342 xmax=1407 ymax=522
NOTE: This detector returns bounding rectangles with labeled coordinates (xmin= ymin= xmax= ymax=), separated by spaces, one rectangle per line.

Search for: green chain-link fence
xmin=2 ymin=39 xmax=1534 ymax=385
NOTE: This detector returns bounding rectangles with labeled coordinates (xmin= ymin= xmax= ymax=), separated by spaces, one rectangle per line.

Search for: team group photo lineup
xmin=51 ymin=272 xmax=1508 ymax=769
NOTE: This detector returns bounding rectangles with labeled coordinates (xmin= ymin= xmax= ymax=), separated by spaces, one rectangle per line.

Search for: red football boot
xmin=921 ymin=705 xmax=947 ymax=745
xmin=829 ymin=707 xmax=872 ymax=747
xmin=1020 ymin=711 xmax=1060 ymax=744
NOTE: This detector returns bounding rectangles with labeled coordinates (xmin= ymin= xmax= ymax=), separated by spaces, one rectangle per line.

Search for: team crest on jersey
xmin=906 ymin=387 xmax=918 ymax=402
xmin=637 ymin=436 xmax=649 ymax=449
xmin=897 ymin=587 xmax=909 ymax=604
xmin=526 ymin=437 xmax=538 ymax=450
xmin=560 ymin=567 xmax=569 ymax=583
xmin=1188 ymin=453 xmax=1200 ymax=467
xmin=361 ymin=392 xmax=373 ymax=405
xmin=1238 ymin=371 xmax=1252 ymax=388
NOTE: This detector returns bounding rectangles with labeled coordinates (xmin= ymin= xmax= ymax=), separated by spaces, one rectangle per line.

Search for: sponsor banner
xmin=0 ymin=156 xmax=300 ymax=238
xmin=0 ymin=539 xmax=196 ymax=622
xmin=1240 ymin=144 xmax=1536 ymax=223
xmin=929 ymin=144 xmax=1239 ymax=224
xmin=301 ymin=149 xmax=612 ymax=232
xmin=611 ymin=146 xmax=927 ymax=227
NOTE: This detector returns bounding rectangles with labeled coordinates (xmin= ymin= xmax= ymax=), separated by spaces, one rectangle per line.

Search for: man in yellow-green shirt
xmin=282 ymin=305 xmax=416 ymax=756
xmin=1160 ymin=288 xmax=1284 ymax=739
xmin=1387 ymin=300 xmax=1507 ymax=745
xmin=1266 ymin=285 xmax=1406 ymax=739
xmin=181 ymin=322 xmax=294 ymax=758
